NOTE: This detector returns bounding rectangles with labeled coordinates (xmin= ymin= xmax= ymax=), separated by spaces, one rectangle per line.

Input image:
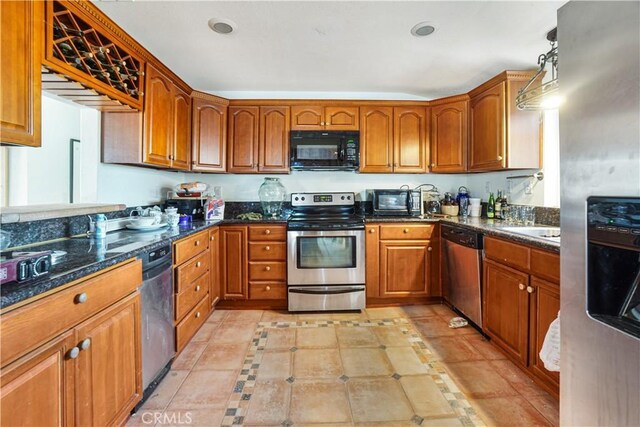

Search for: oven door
xmin=287 ymin=229 xmax=365 ymax=285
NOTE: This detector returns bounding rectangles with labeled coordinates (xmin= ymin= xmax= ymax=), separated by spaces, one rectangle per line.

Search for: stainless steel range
xmin=287 ymin=192 xmax=365 ymax=311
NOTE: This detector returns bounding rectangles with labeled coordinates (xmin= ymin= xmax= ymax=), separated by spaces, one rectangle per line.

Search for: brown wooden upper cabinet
xmin=142 ymin=63 xmax=191 ymax=170
xmin=0 ymin=0 xmax=43 ymax=147
xmin=360 ymin=106 xmax=428 ymax=173
xmin=469 ymin=71 xmax=541 ymax=172
xmin=291 ymin=105 xmax=359 ymax=130
xmin=228 ymin=105 xmax=290 ymax=173
xmin=430 ymin=97 xmax=469 ymax=173
xmin=191 ymin=92 xmax=228 ymax=172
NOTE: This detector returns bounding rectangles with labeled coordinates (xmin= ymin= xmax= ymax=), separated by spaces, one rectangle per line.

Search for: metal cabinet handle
xmin=196 ymin=261 xmax=201 ymax=267
xmin=67 ymin=347 xmax=80 ymax=359
xmin=265 ymin=246 xmax=270 ymax=251
xmin=369 ymin=228 xmax=375 ymax=233
xmin=527 ymin=286 xmax=535 ymax=294
xmin=427 ymin=247 xmax=433 ymax=252
xmin=403 ymin=229 xmax=409 ymax=234
xmin=75 ymin=293 xmax=88 ymax=304
xmin=80 ymin=338 xmax=91 ymax=351
xmin=196 ymin=285 xmax=201 ymax=291
xmin=195 ymin=240 xmax=201 ymax=246
xmin=265 ymin=229 xmax=271 ymax=235
xmin=195 ymin=312 xmax=201 ymax=318
xmin=497 ymin=155 xmax=503 ymax=161
xmin=518 ymin=283 xmax=525 ymax=291
xmin=266 ymin=286 xmax=271 ymax=291
xmin=265 ymin=266 xmax=271 ymax=271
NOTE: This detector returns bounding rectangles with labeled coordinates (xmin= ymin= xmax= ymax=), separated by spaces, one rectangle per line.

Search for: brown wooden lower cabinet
xmin=0 ymin=260 xmax=143 ymax=427
xmin=209 ymin=227 xmax=221 ymax=307
xmin=366 ymin=224 xmax=438 ymax=300
xmin=221 ymin=225 xmax=249 ymax=300
xmin=482 ymin=236 xmax=560 ymax=397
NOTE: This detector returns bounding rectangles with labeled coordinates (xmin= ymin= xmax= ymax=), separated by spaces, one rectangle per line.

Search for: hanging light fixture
xmin=516 ymin=28 xmax=561 ymax=110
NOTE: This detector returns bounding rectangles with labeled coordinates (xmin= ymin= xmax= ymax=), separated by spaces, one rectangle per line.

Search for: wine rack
xmin=43 ymin=0 xmax=145 ymax=110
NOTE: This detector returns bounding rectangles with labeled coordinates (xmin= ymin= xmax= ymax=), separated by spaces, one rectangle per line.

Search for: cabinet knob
xmin=518 ymin=283 xmax=525 ymax=291
xmin=497 ymin=155 xmax=503 ymax=161
xmin=195 ymin=240 xmax=201 ymax=246
xmin=321 ymin=122 xmax=325 ymax=126
xmin=369 ymin=228 xmax=375 ymax=233
xmin=527 ymin=286 xmax=535 ymax=294
xmin=196 ymin=261 xmax=201 ymax=267
xmin=394 ymin=163 xmax=398 ymax=167
xmin=196 ymin=285 xmax=201 ymax=291
xmin=265 ymin=246 xmax=270 ymax=251
xmin=387 ymin=163 xmax=391 ymax=167
xmin=196 ymin=312 xmax=201 ymax=318
xmin=265 ymin=229 xmax=271 ymax=235
xmin=80 ymin=338 xmax=91 ymax=351
xmin=266 ymin=286 xmax=271 ymax=291
xmin=210 ymin=235 xmax=215 ymax=241
xmin=67 ymin=347 xmax=80 ymax=359
xmin=431 ymin=163 xmax=435 ymax=167
xmin=265 ymin=266 xmax=271 ymax=271
xmin=403 ymin=229 xmax=409 ymax=234
xmin=427 ymin=247 xmax=433 ymax=252
xmin=75 ymin=292 xmax=88 ymax=304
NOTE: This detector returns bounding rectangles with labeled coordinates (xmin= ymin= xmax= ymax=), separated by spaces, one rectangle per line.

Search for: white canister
xmin=469 ymin=198 xmax=481 ymax=206
xmin=469 ymin=206 xmax=482 ymax=217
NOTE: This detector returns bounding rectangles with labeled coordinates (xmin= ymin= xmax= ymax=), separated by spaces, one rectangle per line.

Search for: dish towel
xmin=540 ymin=311 xmax=560 ymax=372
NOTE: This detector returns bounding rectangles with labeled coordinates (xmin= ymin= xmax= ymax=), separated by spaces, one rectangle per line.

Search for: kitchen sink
xmin=499 ymin=226 xmax=561 ymax=241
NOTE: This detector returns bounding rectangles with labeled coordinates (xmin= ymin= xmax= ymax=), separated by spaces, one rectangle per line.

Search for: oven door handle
xmin=289 ymin=288 xmax=364 ymax=295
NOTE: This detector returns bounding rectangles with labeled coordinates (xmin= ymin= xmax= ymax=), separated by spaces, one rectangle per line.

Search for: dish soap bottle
xmin=95 ymin=214 xmax=107 ymax=239
xmin=487 ymin=193 xmax=495 ymax=219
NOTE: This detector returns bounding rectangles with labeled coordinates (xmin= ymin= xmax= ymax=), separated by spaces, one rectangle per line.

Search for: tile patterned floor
xmin=127 ymin=305 xmax=558 ymax=427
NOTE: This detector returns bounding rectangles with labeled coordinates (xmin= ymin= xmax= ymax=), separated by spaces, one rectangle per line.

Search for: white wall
xmin=463 ymin=169 xmax=545 ymax=206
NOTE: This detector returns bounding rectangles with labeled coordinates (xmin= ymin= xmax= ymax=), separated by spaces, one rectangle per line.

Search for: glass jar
xmin=258 ymin=177 xmax=287 ymax=218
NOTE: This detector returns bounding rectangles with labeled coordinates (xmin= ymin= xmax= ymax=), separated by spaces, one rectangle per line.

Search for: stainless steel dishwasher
xmin=137 ymin=244 xmax=175 ymax=408
xmin=442 ymin=224 xmax=483 ymax=327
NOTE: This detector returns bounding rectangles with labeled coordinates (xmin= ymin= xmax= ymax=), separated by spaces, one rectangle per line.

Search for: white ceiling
xmin=94 ymin=1 xmax=564 ymax=100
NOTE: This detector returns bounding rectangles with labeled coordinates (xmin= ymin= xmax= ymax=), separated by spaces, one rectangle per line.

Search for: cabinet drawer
xmin=379 ymin=224 xmax=434 ymax=240
xmin=484 ymin=237 xmax=530 ymax=271
xmin=176 ymin=272 xmax=210 ymax=321
xmin=530 ymin=249 xmax=560 ymax=283
xmin=249 ymin=262 xmax=286 ymax=281
xmin=176 ymin=294 xmax=210 ymax=353
xmin=174 ymin=230 xmax=209 ymax=265
xmin=175 ymin=250 xmax=210 ymax=292
xmin=249 ymin=225 xmax=286 ymax=242
xmin=248 ymin=242 xmax=286 ymax=261
xmin=1 ymin=260 xmax=142 ymax=366
xmin=249 ymin=282 xmax=287 ymax=300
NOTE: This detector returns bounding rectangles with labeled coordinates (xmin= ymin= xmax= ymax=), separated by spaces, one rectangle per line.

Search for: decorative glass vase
xmin=258 ymin=177 xmax=286 ymax=218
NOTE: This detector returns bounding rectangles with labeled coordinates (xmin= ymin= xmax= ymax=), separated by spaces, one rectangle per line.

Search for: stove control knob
xmin=347 ymin=195 xmax=351 ymax=200
xmin=301 ymin=197 xmax=305 ymax=201
xmin=295 ymin=197 xmax=299 ymax=201
xmin=341 ymin=196 xmax=345 ymax=200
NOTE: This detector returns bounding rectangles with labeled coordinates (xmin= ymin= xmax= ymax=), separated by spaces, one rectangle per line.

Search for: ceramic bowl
xmin=442 ymin=205 xmax=460 ymax=216
xmin=130 ymin=216 xmax=157 ymax=226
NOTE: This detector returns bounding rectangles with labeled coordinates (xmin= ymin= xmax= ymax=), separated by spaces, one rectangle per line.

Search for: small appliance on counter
xmin=0 ymin=251 xmax=52 ymax=285
xmin=372 ymin=188 xmax=421 ymax=216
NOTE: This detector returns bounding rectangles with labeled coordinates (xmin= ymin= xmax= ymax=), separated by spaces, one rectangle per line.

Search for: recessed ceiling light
xmin=208 ymin=18 xmax=235 ymax=35
xmin=411 ymin=22 xmax=435 ymax=37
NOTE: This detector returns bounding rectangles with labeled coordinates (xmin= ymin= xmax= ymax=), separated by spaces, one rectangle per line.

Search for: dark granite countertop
xmin=2 ymin=213 xmax=558 ymax=310
xmin=365 ymin=215 xmax=560 ymax=253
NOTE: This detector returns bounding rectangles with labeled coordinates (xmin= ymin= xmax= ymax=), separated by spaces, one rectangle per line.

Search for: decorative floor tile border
xmin=221 ymin=318 xmax=485 ymax=427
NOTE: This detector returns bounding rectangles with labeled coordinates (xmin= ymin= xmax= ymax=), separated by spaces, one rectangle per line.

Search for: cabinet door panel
xmin=365 ymin=225 xmax=380 ymax=298
xmin=192 ymin=98 xmax=226 ymax=172
xmin=0 ymin=0 xmax=42 ymax=146
xmin=172 ymin=87 xmax=191 ymax=170
xmin=259 ymin=106 xmax=290 ymax=172
xmin=143 ymin=64 xmax=173 ymax=167
xmin=394 ymin=107 xmax=428 ymax=173
xmin=209 ymin=228 xmax=221 ymax=307
xmin=379 ymin=241 xmax=431 ymax=297
xmin=360 ymin=106 xmax=393 ymax=173
xmin=483 ymin=259 xmax=529 ymax=365
xmin=221 ymin=227 xmax=248 ymax=300
xmin=228 ymin=107 xmax=259 ymax=173
xmin=291 ymin=106 xmax=324 ymax=130
xmin=529 ymin=277 xmax=560 ymax=388
xmin=431 ymin=100 xmax=468 ymax=172
xmin=325 ymin=106 xmax=359 ymax=130
xmin=470 ymin=82 xmax=506 ymax=171
xmin=75 ymin=293 xmax=142 ymax=427
xmin=1 ymin=331 xmax=75 ymax=427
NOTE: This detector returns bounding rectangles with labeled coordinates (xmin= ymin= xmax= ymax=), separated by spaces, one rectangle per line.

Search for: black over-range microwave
xmin=290 ymin=131 xmax=359 ymax=171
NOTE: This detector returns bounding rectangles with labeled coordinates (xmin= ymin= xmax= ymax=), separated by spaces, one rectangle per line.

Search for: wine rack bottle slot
xmin=47 ymin=0 xmax=145 ymax=107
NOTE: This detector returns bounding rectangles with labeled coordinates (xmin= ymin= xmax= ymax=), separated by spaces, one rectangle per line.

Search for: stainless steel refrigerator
xmin=558 ymin=2 xmax=640 ymax=425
